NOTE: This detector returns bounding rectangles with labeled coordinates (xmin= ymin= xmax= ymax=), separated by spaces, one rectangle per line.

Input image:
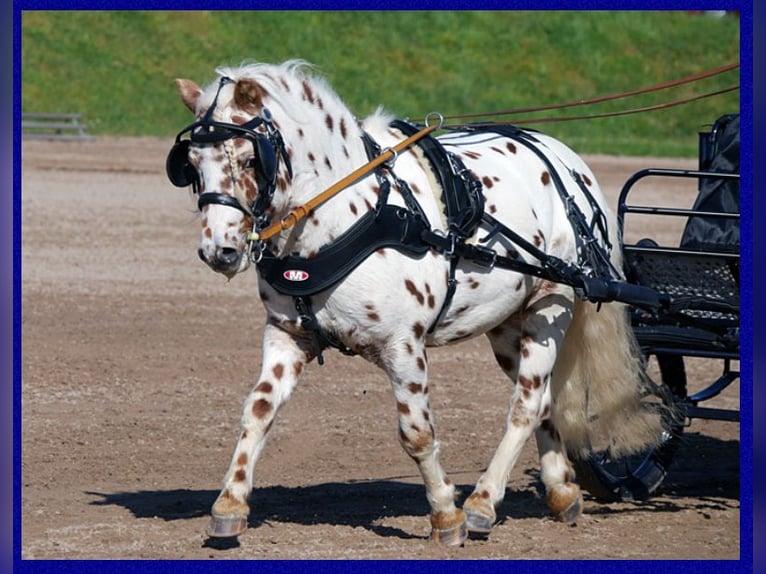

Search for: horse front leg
xmin=386 ymin=337 xmax=466 ymax=547
xmin=206 ymin=319 xmax=312 ymax=538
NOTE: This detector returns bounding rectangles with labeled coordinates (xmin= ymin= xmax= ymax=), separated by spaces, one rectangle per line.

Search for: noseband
xmin=166 ymin=76 xmax=292 ymax=227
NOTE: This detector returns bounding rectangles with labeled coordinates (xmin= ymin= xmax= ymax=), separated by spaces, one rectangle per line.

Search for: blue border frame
xmin=11 ymin=2 xmax=754 ymax=572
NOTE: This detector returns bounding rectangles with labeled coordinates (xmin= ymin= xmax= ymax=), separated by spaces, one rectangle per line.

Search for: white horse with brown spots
xmin=166 ymin=60 xmax=662 ymax=547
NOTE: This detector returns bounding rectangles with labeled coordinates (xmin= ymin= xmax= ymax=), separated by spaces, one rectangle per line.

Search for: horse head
xmin=167 ymin=69 xmax=295 ymax=277
xmin=167 ymin=61 xmax=372 ymax=279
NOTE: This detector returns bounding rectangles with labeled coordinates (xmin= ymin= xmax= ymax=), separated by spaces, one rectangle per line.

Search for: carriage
xmin=570 ymin=113 xmax=741 ymax=501
xmin=165 ymin=61 xmax=741 ymax=546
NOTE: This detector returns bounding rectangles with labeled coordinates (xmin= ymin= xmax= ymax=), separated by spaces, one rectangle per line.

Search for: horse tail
xmin=550 ymin=241 xmax=664 ymax=458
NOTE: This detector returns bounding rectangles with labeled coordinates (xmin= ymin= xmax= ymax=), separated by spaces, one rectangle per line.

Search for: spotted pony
xmin=167 ymin=60 xmax=662 ymax=547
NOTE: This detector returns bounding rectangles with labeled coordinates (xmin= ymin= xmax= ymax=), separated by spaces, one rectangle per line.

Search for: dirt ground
xmin=19 ymin=137 xmax=744 ymax=561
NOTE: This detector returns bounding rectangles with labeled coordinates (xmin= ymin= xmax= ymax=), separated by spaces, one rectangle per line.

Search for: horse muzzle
xmin=198 ymin=246 xmax=249 ymax=278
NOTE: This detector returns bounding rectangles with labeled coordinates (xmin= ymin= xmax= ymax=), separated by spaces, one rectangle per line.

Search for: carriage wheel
xmin=569 ymin=354 xmax=686 ymax=502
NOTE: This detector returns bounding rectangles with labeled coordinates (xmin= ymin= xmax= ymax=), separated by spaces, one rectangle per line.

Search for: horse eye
xmin=245 ymin=157 xmax=257 ymax=169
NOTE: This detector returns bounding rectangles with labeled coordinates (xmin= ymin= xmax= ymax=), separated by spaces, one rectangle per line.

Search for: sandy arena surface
xmin=20 ymin=137 xmax=743 ymax=561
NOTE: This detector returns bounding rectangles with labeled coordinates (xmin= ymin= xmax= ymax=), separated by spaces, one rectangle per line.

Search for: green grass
xmin=21 ymin=10 xmax=740 ymax=156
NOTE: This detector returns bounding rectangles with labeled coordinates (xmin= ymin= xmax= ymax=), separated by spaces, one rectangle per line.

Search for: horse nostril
xmin=198 ymin=248 xmax=207 ymax=262
xmin=218 ymin=247 xmax=240 ymax=266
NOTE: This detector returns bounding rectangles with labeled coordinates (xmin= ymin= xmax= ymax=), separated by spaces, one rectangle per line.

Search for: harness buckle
xmin=472 ymin=244 xmax=497 ymax=269
xmin=441 ymin=232 xmax=457 ymax=257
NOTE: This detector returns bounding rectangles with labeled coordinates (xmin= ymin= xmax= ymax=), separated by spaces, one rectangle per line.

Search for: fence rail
xmin=22 ymin=112 xmax=93 ymax=140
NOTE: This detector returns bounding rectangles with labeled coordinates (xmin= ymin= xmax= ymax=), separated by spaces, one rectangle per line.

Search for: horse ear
xmin=175 ymin=79 xmax=202 ymax=113
xmin=234 ymin=78 xmax=267 ymax=113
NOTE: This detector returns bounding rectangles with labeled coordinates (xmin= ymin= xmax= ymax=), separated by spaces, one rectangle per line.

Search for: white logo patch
xmin=283 ymin=269 xmax=309 ymax=282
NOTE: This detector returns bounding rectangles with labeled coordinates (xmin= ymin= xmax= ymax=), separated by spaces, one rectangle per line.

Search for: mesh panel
xmin=625 ymin=249 xmax=739 ymax=324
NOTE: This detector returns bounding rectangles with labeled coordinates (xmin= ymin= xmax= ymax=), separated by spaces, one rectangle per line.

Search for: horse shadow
xmin=86 ymin=432 xmax=739 ymax=546
xmin=86 ymin=478 xmax=547 ymax=546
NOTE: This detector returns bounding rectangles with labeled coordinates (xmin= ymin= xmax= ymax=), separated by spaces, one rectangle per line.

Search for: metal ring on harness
xmin=381 ymin=147 xmax=398 ymax=168
xmin=425 ymin=111 xmax=444 ymax=129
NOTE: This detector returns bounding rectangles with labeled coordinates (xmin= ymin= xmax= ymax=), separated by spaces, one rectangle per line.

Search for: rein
xmin=423 ymin=61 xmax=739 ymax=125
xmin=247 ymin=122 xmax=440 ymax=243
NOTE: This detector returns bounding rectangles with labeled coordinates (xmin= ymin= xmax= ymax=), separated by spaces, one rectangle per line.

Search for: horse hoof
xmin=554 ymin=495 xmax=583 ymax=525
xmin=431 ymin=520 xmax=468 ymax=548
xmin=206 ymin=515 xmax=247 ymax=538
xmin=465 ymin=508 xmax=495 ymax=534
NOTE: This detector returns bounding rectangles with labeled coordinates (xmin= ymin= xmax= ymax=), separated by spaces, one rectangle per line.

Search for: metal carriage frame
xmin=571 ymin=115 xmax=741 ymax=501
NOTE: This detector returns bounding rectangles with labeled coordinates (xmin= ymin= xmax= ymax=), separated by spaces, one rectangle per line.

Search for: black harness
xmin=167 ymin=83 xmax=668 ymax=363
xmin=166 ymin=77 xmax=292 ymax=229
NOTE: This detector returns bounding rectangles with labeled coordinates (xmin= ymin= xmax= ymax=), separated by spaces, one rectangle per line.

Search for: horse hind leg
xmin=535 ymin=418 xmax=583 ymax=524
xmin=463 ymin=288 xmax=576 ymax=535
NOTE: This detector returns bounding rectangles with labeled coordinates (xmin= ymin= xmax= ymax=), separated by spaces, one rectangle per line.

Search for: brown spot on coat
xmin=519 ymin=375 xmax=541 ymax=389
xmin=272 ymin=364 xmax=284 ymax=380
xmin=404 ymin=279 xmax=425 ymax=305
xmin=507 ymin=142 xmax=517 ymax=154
xmin=482 ymin=176 xmax=494 ymax=188
xmin=424 ymin=283 xmax=435 ymax=309
xmin=325 ymin=114 xmax=334 ymax=131
xmin=416 ymin=357 xmax=426 ymax=371
xmin=405 ymin=426 xmax=432 ymax=454
xmin=255 ymin=381 xmax=273 ymax=394
xmin=234 ymin=469 xmax=246 ymax=482
xmin=541 ymin=171 xmax=551 ymax=185
xmin=234 ymin=78 xmax=268 ymax=112
xmin=252 ymin=398 xmax=272 ymax=418
xmin=302 ymin=80 xmax=315 ymax=104
xmin=236 ymin=453 xmax=248 ymax=466
xmin=408 ymin=382 xmax=424 ymax=394
xmin=340 ymin=117 xmax=348 ymax=139
xmin=413 ymin=322 xmax=425 ymax=339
